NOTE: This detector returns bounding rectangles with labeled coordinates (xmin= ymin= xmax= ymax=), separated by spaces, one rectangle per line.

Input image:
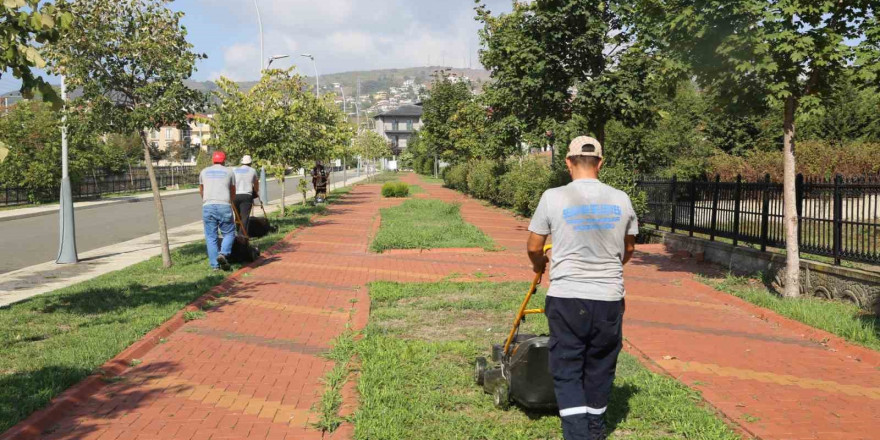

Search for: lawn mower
xmin=474 ymin=245 xmax=557 ymax=411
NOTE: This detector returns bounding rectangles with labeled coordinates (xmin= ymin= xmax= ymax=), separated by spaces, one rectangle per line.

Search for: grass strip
xmin=0 ymin=187 xmax=351 ymax=433
xmin=699 ymin=273 xmax=879 ymax=351
xmin=354 ymin=281 xmax=740 ymax=440
xmin=314 ymin=327 xmax=358 ymax=433
xmin=371 ymin=199 xmax=496 ymax=253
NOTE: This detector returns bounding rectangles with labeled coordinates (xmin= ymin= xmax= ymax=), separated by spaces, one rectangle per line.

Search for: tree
xmin=353 ymin=131 xmax=391 ymax=179
xmin=420 ymin=72 xmax=472 ymax=162
xmin=48 ymin=0 xmax=207 ymax=268
xmin=0 ymin=0 xmax=71 ymax=103
xmin=212 ymin=69 xmax=341 ymax=215
xmin=638 ymin=0 xmax=880 ymax=297
xmin=476 ymin=0 xmax=659 ymax=147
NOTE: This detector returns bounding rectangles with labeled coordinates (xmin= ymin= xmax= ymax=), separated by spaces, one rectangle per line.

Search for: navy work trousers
xmin=546 ymin=296 xmax=624 ymax=440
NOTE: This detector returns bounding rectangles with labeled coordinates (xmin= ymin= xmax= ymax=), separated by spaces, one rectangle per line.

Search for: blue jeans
xmin=203 ymin=204 xmax=235 ymax=269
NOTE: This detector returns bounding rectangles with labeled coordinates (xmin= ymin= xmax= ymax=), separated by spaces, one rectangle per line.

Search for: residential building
xmin=147 ymin=114 xmax=213 ymax=164
xmin=374 ymin=104 xmax=423 ymax=154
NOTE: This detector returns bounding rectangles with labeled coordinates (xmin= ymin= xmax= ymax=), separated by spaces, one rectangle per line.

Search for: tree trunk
xmin=782 ymin=96 xmax=800 ymax=297
xmin=280 ymin=174 xmax=286 ymax=216
xmin=140 ymin=131 xmax=173 ymax=268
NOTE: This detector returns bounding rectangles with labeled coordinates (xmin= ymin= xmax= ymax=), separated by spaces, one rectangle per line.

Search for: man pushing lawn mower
xmin=527 ymin=136 xmax=638 ymax=440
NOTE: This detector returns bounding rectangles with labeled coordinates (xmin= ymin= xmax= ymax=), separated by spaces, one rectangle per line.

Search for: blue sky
xmin=0 ymin=0 xmax=513 ymax=94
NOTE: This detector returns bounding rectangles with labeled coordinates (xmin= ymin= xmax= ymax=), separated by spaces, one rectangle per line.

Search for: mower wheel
xmin=474 ymin=357 xmax=488 ymax=385
xmin=493 ymin=383 xmax=510 ymax=410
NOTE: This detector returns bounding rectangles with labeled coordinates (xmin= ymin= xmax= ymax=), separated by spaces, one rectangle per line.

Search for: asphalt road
xmin=0 ymin=172 xmax=347 ymax=275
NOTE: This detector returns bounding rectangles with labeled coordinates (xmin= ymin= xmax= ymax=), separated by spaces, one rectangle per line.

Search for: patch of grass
xmin=699 ymin=273 xmax=880 ymax=351
xmin=371 ymin=199 xmax=496 ymax=253
xmin=182 ymin=311 xmax=206 ymax=322
xmin=0 ymin=187 xmax=351 ymax=433
xmin=364 ymin=171 xmax=402 ymax=184
xmin=418 ymin=175 xmax=444 ymax=185
xmin=354 ymin=281 xmax=740 ymax=440
xmin=314 ymin=328 xmax=358 ymax=433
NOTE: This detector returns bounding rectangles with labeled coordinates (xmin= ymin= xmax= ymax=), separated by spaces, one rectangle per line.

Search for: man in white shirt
xmin=527 ymin=136 xmax=638 ymax=440
xmin=233 ymin=155 xmax=259 ymax=234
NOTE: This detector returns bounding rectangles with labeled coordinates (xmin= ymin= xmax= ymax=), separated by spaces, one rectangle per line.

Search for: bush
xmin=498 ymin=156 xmax=551 ymax=217
xmin=599 ymin=163 xmax=648 ymax=218
xmin=706 ymin=141 xmax=880 ymax=181
xmin=381 ymin=181 xmax=410 ymax=198
xmin=466 ymin=159 xmax=500 ymax=201
xmin=443 ymin=162 xmax=469 ymax=192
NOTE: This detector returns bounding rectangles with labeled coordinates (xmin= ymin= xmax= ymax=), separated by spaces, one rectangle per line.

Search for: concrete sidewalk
xmin=0 ymin=174 xmax=373 ymax=307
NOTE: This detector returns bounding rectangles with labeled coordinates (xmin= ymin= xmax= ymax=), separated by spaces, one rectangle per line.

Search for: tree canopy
xmin=0 ymin=0 xmax=71 ymax=103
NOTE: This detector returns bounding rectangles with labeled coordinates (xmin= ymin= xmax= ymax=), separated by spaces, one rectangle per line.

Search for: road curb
xmin=0 ymin=187 xmax=350 ymax=440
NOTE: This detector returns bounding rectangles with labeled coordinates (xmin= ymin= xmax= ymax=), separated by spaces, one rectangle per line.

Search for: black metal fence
xmin=0 ymin=166 xmax=199 ymax=206
xmin=638 ymin=174 xmax=880 ymax=265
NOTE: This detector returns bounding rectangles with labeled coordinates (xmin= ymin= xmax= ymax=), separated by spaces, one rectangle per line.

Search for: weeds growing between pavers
xmin=699 ymin=273 xmax=880 ymax=352
xmin=353 ymin=281 xmax=741 ymax=440
xmin=315 ymin=327 xmax=358 ymax=432
xmin=370 ymin=199 xmax=497 ymax=253
xmin=0 ymin=188 xmax=351 ymax=433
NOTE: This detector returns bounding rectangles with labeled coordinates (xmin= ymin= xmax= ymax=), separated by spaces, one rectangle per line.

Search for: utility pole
xmin=57 ymin=75 xmax=78 ymax=264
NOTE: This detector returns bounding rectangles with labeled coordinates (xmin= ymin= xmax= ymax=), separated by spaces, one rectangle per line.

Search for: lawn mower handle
xmin=502 ymin=244 xmax=552 ymax=357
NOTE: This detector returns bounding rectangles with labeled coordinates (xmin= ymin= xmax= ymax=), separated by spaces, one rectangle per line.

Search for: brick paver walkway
xmin=4 ymin=173 xmax=878 ymax=440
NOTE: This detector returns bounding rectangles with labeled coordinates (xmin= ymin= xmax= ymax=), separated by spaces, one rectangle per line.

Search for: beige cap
xmin=241 ymin=155 xmax=253 ymax=165
xmin=566 ymin=136 xmax=603 ymax=159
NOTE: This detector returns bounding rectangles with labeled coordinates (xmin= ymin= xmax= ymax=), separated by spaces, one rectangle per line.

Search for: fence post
xmin=760 ymin=174 xmax=771 ymax=252
xmin=710 ymin=175 xmax=720 ymax=241
xmin=833 ymin=174 xmax=843 ymax=265
xmin=670 ymin=176 xmax=678 ymax=233
xmin=733 ymin=174 xmax=742 ymax=247
xmin=688 ymin=179 xmax=696 ymax=237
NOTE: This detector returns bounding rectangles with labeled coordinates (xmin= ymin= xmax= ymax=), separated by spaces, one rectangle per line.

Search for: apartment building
xmin=147 ymin=114 xmax=213 ymax=164
xmin=374 ymin=104 xmax=423 ymax=154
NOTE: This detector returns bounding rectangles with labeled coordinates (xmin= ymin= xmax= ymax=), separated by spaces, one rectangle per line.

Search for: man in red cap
xmin=199 ymin=151 xmax=236 ymax=270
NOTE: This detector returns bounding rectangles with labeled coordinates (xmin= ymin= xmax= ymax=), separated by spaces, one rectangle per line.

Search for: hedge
xmin=443 ymin=155 xmax=647 ymax=219
xmin=381 ymin=181 xmax=411 ymax=198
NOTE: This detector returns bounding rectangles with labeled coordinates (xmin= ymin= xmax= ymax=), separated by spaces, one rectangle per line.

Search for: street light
xmin=266 ymin=54 xmax=289 ymax=70
xmin=335 ymin=83 xmax=348 ymax=186
xmin=300 ymin=53 xmax=319 ymax=98
xmin=253 ymin=0 xmax=264 ymax=76
xmin=57 ymin=75 xmax=78 ymax=264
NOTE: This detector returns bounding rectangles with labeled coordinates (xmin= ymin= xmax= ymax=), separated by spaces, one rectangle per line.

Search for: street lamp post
xmin=253 ymin=0 xmax=263 ymax=75
xmin=300 ymin=54 xmax=319 ymax=98
xmin=335 ymin=83 xmax=348 ymax=186
xmin=266 ymin=54 xmax=289 ymax=70
xmin=57 ymin=75 xmax=78 ymax=264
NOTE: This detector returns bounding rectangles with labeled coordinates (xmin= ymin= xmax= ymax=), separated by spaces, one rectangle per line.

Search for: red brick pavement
xmin=4 ymin=174 xmax=878 ymax=440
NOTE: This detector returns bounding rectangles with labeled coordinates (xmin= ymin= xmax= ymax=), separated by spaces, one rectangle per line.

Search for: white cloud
xmin=200 ymin=0 xmax=511 ymax=80
xmin=209 ymin=43 xmax=260 ymax=81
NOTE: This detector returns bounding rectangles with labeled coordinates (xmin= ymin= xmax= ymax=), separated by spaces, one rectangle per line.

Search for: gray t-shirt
xmin=234 ymin=165 xmax=257 ymax=195
xmin=199 ymin=165 xmax=234 ymax=206
xmin=528 ymin=179 xmax=639 ymax=301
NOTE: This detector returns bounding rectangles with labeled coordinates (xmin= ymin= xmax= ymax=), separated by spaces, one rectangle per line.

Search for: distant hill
xmin=187 ymin=66 xmax=491 ymax=97
xmin=3 ymin=66 xmax=492 ymax=108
